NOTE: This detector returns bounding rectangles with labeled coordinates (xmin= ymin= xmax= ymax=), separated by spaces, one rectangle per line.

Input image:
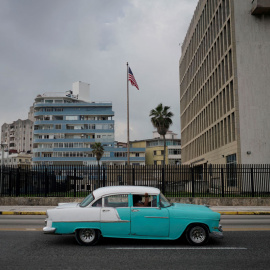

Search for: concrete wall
xmin=233 ymin=0 xmax=270 ymax=164
xmin=0 ymin=196 xmax=269 ymax=206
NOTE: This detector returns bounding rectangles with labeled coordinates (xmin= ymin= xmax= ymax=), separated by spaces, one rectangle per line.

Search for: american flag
xmin=128 ymin=67 xmax=139 ymax=90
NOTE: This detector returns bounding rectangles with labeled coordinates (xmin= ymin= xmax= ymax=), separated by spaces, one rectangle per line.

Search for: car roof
xmin=93 ymin=186 xmax=160 ymax=198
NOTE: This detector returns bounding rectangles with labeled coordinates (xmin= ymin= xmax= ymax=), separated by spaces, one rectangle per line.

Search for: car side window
xmin=92 ymin=198 xmax=102 ymax=207
xmin=104 ymin=194 xmax=129 ymax=208
xmin=133 ymin=194 xmax=157 ymax=207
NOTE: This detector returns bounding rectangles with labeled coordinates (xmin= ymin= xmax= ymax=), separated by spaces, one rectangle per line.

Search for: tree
xmin=149 ymin=103 xmax=174 ymax=166
xmin=91 ymin=142 xmax=104 ymax=166
xmin=91 ymin=142 xmax=104 ymax=189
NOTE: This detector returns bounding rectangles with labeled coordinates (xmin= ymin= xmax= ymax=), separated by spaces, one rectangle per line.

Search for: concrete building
xmin=33 ymin=81 xmax=145 ymax=165
xmin=131 ymin=131 xmax=181 ymax=165
xmin=1 ymin=114 xmax=33 ymax=154
xmin=0 ymin=151 xmax=32 ymax=167
xmin=179 ymin=0 xmax=270 ymax=166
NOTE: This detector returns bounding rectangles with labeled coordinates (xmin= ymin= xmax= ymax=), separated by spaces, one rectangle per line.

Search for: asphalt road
xmin=1 ymin=216 xmax=270 ymax=269
xmin=0 ymin=231 xmax=270 ymax=270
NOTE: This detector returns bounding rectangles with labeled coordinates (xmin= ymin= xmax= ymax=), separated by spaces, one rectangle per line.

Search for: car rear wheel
xmin=186 ymin=224 xmax=209 ymax=246
xmin=75 ymin=229 xmax=100 ymax=246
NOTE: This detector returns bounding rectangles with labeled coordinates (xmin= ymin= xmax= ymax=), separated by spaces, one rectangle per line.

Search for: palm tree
xmin=149 ymin=103 xmax=174 ymax=166
xmin=91 ymin=142 xmax=104 ymax=188
xmin=91 ymin=142 xmax=104 ymax=165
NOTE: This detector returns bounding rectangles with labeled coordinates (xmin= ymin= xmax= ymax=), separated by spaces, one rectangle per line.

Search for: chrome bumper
xmin=43 ymin=226 xmax=56 ymax=234
xmin=210 ymin=224 xmax=223 ymax=239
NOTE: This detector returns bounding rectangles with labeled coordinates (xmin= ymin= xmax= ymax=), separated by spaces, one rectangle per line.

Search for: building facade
xmin=0 ymin=152 xmax=32 ymax=167
xmin=131 ymin=131 xmax=181 ymax=165
xmin=180 ymin=0 xmax=270 ymax=165
xmin=1 ymin=118 xmax=33 ymax=154
xmin=33 ymin=82 xmax=145 ymax=165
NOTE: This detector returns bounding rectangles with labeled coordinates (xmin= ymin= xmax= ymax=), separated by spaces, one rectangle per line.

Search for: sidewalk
xmin=1 ymin=205 xmax=270 ymax=215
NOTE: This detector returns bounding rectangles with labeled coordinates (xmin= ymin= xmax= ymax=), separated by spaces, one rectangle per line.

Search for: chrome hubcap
xmin=190 ymin=226 xmax=206 ymax=244
xmin=80 ymin=229 xmax=95 ymax=243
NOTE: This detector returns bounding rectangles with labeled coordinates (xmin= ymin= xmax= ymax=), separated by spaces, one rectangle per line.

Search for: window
xmin=80 ymin=193 xmax=94 ymax=207
xmin=54 ymin=116 xmax=63 ymax=120
xmin=92 ymin=198 xmax=102 ymax=207
xmin=168 ymin=149 xmax=181 ymax=155
xmin=55 ymin=125 xmax=61 ymax=129
xmin=133 ymin=194 xmax=158 ymax=207
xmin=160 ymin=193 xmax=171 ymax=208
xmin=104 ymin=194 xmax=128 ymax=208
xmin=153 ymin=151 xmax=157 ymax=156
xmin=114 ymin=152 xmax=127 ymax=157
xmin=66 ymin=116 xmax=77 ymax=120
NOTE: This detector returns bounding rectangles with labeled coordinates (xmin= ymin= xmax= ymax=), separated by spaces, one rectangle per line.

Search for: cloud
xmin=0 ymin=0 xmax=198 ymax=142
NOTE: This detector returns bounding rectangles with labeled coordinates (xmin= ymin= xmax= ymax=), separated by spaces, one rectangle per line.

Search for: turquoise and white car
xmin=43 ymin=186 xmax=223 ymax=246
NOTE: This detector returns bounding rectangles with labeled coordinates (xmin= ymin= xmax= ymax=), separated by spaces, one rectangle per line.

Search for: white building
xmin=1 ymin=115 xmax=33 ymax=154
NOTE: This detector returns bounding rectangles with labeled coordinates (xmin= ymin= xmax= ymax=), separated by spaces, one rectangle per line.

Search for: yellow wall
xmin=146 ymin=146 xmax=168 ymax=165
xmin=131 ymin=141 xmax=146 ymax=148
xmin=131 ymin=140 xmax=169 ymax=165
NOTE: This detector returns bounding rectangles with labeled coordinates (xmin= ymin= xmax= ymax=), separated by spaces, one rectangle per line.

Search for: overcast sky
xmin=0 ymin=0 xmax=198 ymax=142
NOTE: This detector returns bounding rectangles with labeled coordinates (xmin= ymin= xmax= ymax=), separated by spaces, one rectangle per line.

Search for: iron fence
xmin=0 ymin=164 xmax=269 ymax=197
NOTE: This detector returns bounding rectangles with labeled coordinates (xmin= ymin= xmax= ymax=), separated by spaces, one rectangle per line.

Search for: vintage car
xmin=43 ymin=186 xmax=223 ymax=246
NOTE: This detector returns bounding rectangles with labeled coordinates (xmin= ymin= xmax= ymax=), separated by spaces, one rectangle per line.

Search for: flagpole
xmin=127 ymin=62 xmax=130 ymax=165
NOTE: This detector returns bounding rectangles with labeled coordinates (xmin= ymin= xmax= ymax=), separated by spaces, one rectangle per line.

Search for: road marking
xmin=107 ymin=247 xmax=247 ymax=250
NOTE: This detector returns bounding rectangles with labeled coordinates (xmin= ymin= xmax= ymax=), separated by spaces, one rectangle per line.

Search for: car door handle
xmin=102 ymin=209 xmax=110 ymax=212
xmin=132 ymin=209 xmax=139 ymax=212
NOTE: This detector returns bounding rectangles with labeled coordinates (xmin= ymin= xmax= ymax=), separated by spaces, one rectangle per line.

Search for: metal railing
xmin=0 ymin=164 xmax=269 ymax=197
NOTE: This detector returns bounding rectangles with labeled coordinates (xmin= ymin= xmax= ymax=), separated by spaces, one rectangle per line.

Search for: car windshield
xmin=80 ymin=193 xmax=94 ymax=207
xmin=160 ymin=193 xmax=171 ymax=208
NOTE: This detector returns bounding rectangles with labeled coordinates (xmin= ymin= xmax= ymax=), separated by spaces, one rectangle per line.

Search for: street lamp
xmin=0 ymin=143 xmax=8 ymax=195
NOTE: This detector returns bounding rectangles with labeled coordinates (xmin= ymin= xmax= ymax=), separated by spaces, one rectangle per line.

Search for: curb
xmin=217 ymin=211 xmax=270 ymax=215
xmin=0 ymin=211 xmax=46 ymax=215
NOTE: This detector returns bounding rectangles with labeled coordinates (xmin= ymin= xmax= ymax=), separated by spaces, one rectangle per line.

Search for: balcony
xmin=251 ymin=0 xmax=270 ymax=15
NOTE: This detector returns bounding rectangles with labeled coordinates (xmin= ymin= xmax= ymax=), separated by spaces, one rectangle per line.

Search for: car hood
xmin=168 ymin=203 xmax=220 ymax=219
xmin=171 ymin=203 xmax=211 ymax=212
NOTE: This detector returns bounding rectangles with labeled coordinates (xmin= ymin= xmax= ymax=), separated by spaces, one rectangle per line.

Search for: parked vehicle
xmin=43 ymin=186 xmax=223 ymax=246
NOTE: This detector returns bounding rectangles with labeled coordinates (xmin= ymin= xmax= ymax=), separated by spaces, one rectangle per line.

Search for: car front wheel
xmin=186 ymin=224 xmax=209 ymax=246
xmin=75 ymin=229 xmax=100 ymax=246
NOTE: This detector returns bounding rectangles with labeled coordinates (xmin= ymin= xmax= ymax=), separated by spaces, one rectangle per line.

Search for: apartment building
xmin=33 ymin=81 xmax=145 ymax=165
xmin=179 ymin=0 xmax=270 ymax=165
xmin=1 ymin=117 xmax=33 ymax=154
xmin=131 ymin=131 xmax=181 ymax=165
